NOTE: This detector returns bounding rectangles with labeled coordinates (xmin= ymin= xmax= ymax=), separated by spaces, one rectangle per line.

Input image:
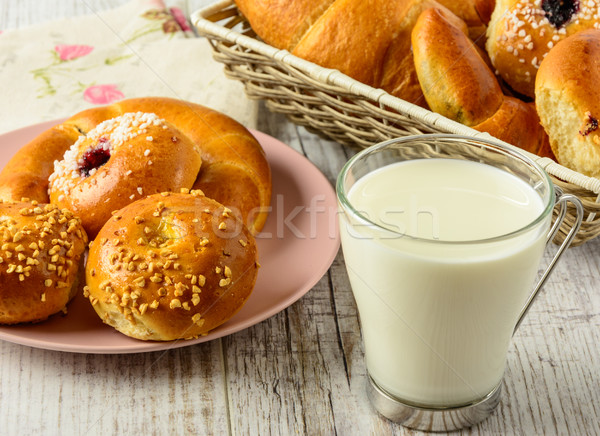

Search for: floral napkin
xmin=0 ymin=0 xmax=257 ymax=135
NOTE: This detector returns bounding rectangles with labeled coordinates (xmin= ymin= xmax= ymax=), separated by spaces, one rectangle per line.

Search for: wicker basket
xmin=191 ymin=0 xmax=600 ymax=246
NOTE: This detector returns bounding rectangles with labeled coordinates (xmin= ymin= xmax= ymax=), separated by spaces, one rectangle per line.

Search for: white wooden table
xmin=1 ymin=1 xmax=599 ymax=434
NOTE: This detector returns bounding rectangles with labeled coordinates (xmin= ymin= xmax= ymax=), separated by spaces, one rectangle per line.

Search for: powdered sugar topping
xmin=498 ymin=0 xmax=600 ymax=70
xmin=48 ymin=112 xmax=167 ymax=196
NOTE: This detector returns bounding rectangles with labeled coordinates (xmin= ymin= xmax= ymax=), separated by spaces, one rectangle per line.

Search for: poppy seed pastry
xmin=84 ymin=190 xmax=259 ymax=341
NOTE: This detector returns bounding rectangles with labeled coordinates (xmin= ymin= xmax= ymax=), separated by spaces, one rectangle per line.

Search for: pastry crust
xmin=486 ymin=0 xmax=600 ymax=98
xmin=48 ymin=112 xmax=202 ymax=238
xmin=0 ymin=97 xmax=272 ymax=236
xmin=85 ymin=190 xmax=259 ymax=341
xmin=412 ymin=7 xmax=503 ymax=126
xmin=236 ymin=0 xmax=493 ymax=108
xmin=0 ymin=200 xmax=88 ymax=324
xmin=535 ymin=29 xmax=600 ymax=176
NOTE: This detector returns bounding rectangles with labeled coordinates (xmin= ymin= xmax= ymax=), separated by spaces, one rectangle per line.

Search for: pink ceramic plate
xmin=0 ymin=120 xmax=340 ymax=353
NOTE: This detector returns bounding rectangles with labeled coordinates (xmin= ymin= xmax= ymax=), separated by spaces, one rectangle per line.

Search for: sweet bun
xmin=412 ymin=7 xmax=504 ymax=126
xmin=98 ymin=98 xmax=272 ymax=235
xmin=412 ymin=7 xmax=554 ymax=158
xmin=84 ymin=190 xmax=259 ymax=341
xmin=289 ymin=0 xmax=436 ymax=107
xmin=0 ymin=97 xmax=272 ymax=236
xmin=436 ymin=0 xmax=495 ymax=44
xmin=486 ymin=0 xmax=600 ymax=98
xmin=236 ymin=0 xmax=493 ymax=52
xmin=235 ymin=0 xmax=337 ymax=51
xmin=48 ymin=112 xmax=202 ymax=239
xmin=473 ymin=97 xmax=554 ymax=159
xmin=0 ymin=200 xmax=88 ymax=324
xmin=535 ymin=29 xmax=600 ymax=177
xmin=236 ymin=0 xmax=493 ymax=108
xmin=377 ymin=0 xmax=471 ymax=106
xmin=0 ymin=124 xmax=81 ymax=203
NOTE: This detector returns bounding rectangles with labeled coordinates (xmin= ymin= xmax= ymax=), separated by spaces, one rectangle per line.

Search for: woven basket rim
xmin=190 ymin=0 xmax=600 ymax=196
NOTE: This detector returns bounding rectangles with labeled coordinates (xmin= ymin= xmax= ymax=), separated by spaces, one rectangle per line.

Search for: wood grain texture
xmin=1 ymin=1 xmax=599 ymax=435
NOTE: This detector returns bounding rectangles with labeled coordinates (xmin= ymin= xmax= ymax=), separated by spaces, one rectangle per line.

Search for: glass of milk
xmin=337 ymin=134 xmax=583 ymax=431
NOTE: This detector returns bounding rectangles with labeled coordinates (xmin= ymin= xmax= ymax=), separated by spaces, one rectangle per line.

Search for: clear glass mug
xmin=336 ymin=135 xmax=583 ymax=431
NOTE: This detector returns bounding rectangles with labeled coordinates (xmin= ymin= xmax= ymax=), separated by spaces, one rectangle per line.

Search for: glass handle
xmin=513 ymin=188 xmax=584 ymax=335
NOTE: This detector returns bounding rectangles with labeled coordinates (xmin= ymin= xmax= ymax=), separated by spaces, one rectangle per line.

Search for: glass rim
xmin=336 ymin=134 xmax=556 ymax=245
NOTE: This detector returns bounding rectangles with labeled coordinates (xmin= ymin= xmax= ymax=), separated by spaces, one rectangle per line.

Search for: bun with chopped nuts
xmin=0 ymin=97 xmax=272 ymax=238
xmin=0 ymin=200 xmax=88 ymax=324
xmin=486 ymin=0 xmax=600 ymax=98
xmin=535 ymin=29 xmax=600 ymax=177
xmin=84 ymin=190 xmax=259 ymax=341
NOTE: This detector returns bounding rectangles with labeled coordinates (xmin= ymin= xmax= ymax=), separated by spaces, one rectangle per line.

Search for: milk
xmin=339 ymin=158 xmax=550 ymax=407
